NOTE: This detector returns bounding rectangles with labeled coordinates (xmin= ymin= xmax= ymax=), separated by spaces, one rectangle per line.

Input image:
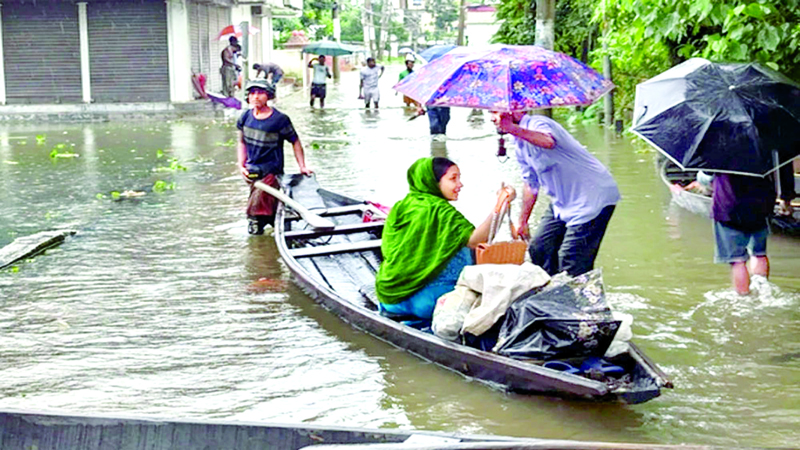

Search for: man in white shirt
xmin=308 ymin=55 xmax=332 ymax=108
xmin=359 ymin=57 xmax=384 ymax=109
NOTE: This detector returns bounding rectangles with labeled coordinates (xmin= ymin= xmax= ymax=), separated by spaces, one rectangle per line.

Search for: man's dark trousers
xmin=529 ymin=204 xmax=615 ymax=276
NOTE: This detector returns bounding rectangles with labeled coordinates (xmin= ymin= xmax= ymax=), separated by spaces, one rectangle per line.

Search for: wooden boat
xmin=273 ymin=175 xmax=672 ymax=405
xmin=659 ymin=158 xmax=800 ymax=236
xmin=0 ymin=409 xmax=749 ymax=450
xmin=0 ymin=408 xmax=536 ymax=450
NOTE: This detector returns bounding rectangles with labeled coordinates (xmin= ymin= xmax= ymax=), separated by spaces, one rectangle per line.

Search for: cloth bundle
xmin=432 ymin=262 xmax=550 ymax=341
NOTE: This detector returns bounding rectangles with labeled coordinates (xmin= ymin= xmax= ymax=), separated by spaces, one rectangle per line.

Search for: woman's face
xmin=438 ymin=164 xmax=463 ymax=201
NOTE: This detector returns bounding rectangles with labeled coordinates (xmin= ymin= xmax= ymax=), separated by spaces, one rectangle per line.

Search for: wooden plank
xmin=284 ymin=222 xmax=383 ymax=240
xmin=288 ymin=240 xmax=382 ymax=258
xmin=0 ymin=230 xmax=76 ymax=270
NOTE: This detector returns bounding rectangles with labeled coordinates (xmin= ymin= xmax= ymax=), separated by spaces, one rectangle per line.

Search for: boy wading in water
xmin=237 ymin=80 xmax=313 ymax=235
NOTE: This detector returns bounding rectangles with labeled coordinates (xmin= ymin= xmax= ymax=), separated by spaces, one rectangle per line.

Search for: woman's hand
xmin=299 ymin=166 xmax=314 ymax=176
xmin=501 ymin=185 xmax=516 ymax=202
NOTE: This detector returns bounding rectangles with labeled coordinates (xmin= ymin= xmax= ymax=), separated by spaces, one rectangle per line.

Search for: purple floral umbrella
xmin=393 ymin=44 xmax=614 ymax=112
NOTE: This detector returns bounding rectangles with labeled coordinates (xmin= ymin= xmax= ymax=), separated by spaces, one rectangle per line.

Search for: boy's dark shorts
xmin=311 ymin=83 xmax=327 ymax=99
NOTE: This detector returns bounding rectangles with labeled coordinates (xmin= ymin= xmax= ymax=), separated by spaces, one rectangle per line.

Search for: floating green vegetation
xmin=96 ymin=193 xmax=106 ymax=200
xmin=49 ymin=143 xmax=79 ymax=159
xmin=111 ymin=191 xmax=121 ymax=200
xmin=153 ymin=180 xmax=176 ymax=193
xmin=9 ymin=266 xmax=19 ymax=273
xmin=153 ymin=157 xmax=187 ymax=172
xmin=156 ymin=149 xmax=165 ymax=159
xmin=216 ymin=138 xmax=237 ymax=147
xmin=44 ymin=211 xmax=60 ymax=220
xmin=35 ymin=134 xmax=46 ymax=144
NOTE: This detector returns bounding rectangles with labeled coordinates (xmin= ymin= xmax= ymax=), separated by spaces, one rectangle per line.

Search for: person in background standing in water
xmin=308 ymin=55 xmax=332 ymax=109
xmin=360 ymin=57 xmax=384 ymax=109
xmin=237 ymin=80 xmax=313 ymax=235
xmin=253 ymin=62 xmax=284 ymax=86
xmin=221 ymin=36 xmax=241 ymax=98
xmin=493 ymin=111 xmax=620 ymax=277
xmin=692 ymin=171 xmax=774 ymax=295
xmin=398 ymin=56 xmax=420 ymax=108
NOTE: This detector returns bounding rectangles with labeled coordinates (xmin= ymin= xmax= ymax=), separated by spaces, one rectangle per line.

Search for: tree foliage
xmin=492 ymin=0 xmax=800 ymax=121
xmin=426 ymin=0 xmax=459 ymax=42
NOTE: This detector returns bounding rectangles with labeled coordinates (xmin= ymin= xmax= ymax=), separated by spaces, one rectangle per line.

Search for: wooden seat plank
xmin=289 ymin=240 xmax=382 ymax=258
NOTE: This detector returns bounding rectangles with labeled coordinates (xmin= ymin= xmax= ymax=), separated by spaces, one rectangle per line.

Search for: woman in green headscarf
xmin=375 ymin=157 xmax=510 ymax=320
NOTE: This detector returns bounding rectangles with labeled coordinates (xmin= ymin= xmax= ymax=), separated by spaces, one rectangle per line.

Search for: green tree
xmin=595 ymin=0 xmax=800 ymax=120
xmin=426 ymin=0 xmax=459 ymax=41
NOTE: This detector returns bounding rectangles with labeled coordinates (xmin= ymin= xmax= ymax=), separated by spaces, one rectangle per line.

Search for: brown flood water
xmin=1 ymin=66 xmax=798 ymax=447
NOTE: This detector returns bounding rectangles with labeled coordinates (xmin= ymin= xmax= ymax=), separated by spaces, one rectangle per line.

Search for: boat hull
xmin=275 ymin=175 xmax=671 ymax=404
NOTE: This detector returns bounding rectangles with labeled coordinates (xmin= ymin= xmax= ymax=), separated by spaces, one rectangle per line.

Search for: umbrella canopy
xmin=419 ymin=44 xmax=457 ymax=63
xmin=392 ymin=44 xmax=613 ymax=112
xmin=302 ymin=41 xmax=356 ymax=56
xmin=217 ymin=24 xmax=259 ymax=41
xmin=398 ymin=47 xmax=414 ymax=54
xmin=632 ymin=58 xmax=800 ymax=177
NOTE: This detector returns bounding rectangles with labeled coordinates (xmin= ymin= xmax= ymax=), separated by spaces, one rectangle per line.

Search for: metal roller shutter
xmin=2 ymin=0 xmax=82 ymax=104
xmin=87 ymin=0 xmax=169 ymax=102
xmin=207 ymin=5 xmax=229 ymax=94
xmin=189 ymin=2 xmax=201 ymax=74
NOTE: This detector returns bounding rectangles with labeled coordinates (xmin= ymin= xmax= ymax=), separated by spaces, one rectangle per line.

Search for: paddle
xmin=254 ymin=181 xmax=336 ymax=231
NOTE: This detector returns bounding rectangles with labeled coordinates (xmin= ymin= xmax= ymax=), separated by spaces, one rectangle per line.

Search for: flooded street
xmin=1 ymin=67 xmax=799 ymax=447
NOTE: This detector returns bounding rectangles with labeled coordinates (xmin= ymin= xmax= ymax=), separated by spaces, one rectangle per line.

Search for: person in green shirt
xmin=397 ymin=58 xmax=420 ymax=108
xmin=375 ymin=157 xmax=512 ymax=320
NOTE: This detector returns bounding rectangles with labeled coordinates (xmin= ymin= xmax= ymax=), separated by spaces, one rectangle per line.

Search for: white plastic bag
xmin=604 ymin=311 xmax=633 ymax=357
xmin=431 ymin=285 xmax=478 ymax=341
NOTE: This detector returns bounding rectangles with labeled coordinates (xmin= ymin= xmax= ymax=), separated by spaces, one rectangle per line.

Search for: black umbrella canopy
xmin=632 ymin=58 xmax=800 ymax=177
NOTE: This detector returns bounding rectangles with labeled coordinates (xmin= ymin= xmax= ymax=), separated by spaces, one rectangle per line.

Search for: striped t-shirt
xmin=236 ymin=108 xmax=298 ymax=176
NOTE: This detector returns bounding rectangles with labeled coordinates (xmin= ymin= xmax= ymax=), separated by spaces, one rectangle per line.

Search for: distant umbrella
xmin=217 ymin=24 xmax=259 ymax=41
xmin=301 ymin=41 xmax=358 ymax=57
xmin=419 ymin=44 xmax=457 ymax=63
xmin=632 ymin=58 xmax=800 ymax=177
xmin=393 ymin=44 xmax=613 ymax=112
xmin=398 ymin=47 xmax=414 ymax=54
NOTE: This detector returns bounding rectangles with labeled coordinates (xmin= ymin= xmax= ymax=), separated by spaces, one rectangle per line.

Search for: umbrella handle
xmin=497 ymin=134 xmax=509 ymax=163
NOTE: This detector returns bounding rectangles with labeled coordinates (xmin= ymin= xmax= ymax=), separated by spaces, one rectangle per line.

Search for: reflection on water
xmin=1 ymin=68 xmax=799 ymax=447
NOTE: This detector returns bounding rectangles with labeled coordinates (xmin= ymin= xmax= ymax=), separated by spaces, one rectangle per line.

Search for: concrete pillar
xmin=77 ymin=2 xmax=91 ymax=103
xmin=262 ymin=9 xmax=273 ymax=62
xmin=166 ymin=0 xmax=192 ymax=102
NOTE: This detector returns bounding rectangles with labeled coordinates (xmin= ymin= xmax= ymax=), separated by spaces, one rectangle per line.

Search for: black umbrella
xmin=632 ymin=58 xmax=800 ymax=177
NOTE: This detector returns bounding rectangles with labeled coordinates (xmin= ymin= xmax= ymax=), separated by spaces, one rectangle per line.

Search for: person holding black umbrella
xmin=688 ymin=171 xmax=774 ymax=295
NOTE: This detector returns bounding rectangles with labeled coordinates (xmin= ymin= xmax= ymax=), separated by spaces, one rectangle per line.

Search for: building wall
xmin=465 ymin=8 xmax=501 ymax=47
xmin=0 ymin=0 xmax=296 ymax=106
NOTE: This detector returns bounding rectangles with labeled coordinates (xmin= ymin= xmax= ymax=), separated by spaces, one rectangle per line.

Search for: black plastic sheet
xmin=494 ymin=270 xmax=620 ymax=361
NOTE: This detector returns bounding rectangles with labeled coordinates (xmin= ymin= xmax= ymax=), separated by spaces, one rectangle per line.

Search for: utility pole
xmin=534 ymin=0 xmax=555 ymax=117
xmin=378 ymin=0 xmax=392 ymax=59
xmin=332 ymin=2 xmax=341 ymax=81
xmin=602 ymin=12 xmax=614 ymax=127
xmin=456 ymin=0 xmax=466 ymax=46
xmin=362 ymin=0 xmax=373 ymax=55
xmin=240 ymin=21 xmax=250 ymax=105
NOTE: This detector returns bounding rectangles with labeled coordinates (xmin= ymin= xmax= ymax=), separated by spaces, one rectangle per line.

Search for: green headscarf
xmin=375 ymin=157 xmax=475 ymax=304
